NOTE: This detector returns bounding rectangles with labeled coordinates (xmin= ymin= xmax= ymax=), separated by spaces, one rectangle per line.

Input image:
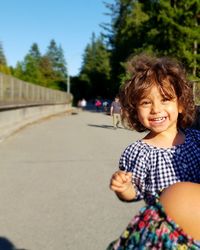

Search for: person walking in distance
xmin=110 ymin=96 xmax=122 ymax=129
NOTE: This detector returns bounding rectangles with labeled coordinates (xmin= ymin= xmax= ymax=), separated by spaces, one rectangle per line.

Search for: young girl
xmin=110 ymin=54 xmax=200 ymax=204
xmin=108 ymin=54 xmax=200 ymax=248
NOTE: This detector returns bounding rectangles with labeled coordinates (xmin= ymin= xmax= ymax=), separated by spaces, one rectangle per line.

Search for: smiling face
xmin=137 ymin=83 xmax=182 ymax=136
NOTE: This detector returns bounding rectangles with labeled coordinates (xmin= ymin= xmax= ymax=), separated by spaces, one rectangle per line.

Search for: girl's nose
xmin=151 ymin=102 xmax=161 ymax=114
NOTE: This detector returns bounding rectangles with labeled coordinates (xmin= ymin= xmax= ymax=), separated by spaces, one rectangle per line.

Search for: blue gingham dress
xmin=119 ymin=128 xmax=200 ymax=203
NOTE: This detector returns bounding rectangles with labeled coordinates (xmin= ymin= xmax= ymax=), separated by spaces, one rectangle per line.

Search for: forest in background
xmin=0 ymin=0 xmax=200 ymax=104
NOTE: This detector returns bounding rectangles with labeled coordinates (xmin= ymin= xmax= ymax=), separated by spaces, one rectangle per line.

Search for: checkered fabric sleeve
xmin=118 ymin=128 xmax=200 ymax=203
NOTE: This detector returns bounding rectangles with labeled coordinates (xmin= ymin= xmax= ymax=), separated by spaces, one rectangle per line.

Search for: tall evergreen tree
xmin=39 ymin=55 xmax=54 ymax=87
xmin=103 ymin=0 xmax=149 ymax=90
xmin=79 ymin=33 xmax=111 ymax=98
xmin=0 ymin=41 xmax=11 ymax=74
xmin=22 ymin=43 xmax=43 ymax=83
xmin=103 ymin=0 xmax=200 ymax=83
xmin=45 ymin=39 xmax=68 ymax=90
xmin=13 ymin=61 xmax=24 ymax=79
xmin=0 ymin=42 xmax=7 ymax=65
xmin=142 ymin=0 xmax=200 ymax=77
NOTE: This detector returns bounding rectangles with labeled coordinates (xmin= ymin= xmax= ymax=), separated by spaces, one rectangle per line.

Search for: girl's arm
xmin=110 ymin=171 xmax=137 ymax=201
xmin=115 ymin=183 xmax=137 ymax=202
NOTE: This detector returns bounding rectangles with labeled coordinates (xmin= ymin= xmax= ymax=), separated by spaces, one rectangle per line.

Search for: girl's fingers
xmin=110 ymin=179 xmax=124 ymax=189
xmin=116 ymin=171 xmax=128 ymax=182
xmin=111 ymin=171 xmax=132 ymax=184
xmin=110 ymin=184 xmax=128 ymax=193
xmin=126 ymin=172 xmax=132 ymax=177
xmin=125 ymin=172 xmax=132 ymax=181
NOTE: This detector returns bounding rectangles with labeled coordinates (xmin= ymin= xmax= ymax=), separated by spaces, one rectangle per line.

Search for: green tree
xmin=0 ymin=41 xmax=11 ymax=74
xmin=0 ymin=42 xmax=7 ymax=65
xmin=22 ymin=43 xmax=43 ymax=83
xmin=103 ymin=0 xmax=200 ymax=84
xmin=39 ymin=55 xmax=54 ymax=87
xmin=45 ymin=39 xmax=68 ymax=90
xmin=79 ymin=33 xmax=111 ymax=98
xmin=12 ymin=40 xmax=69 ymax=91
xmin=142 ymin=0 xmax=200 ymax=78
xmin=13 ymin=61 xmax=24 ymax=79
xmin=103 ymin=0 xmax=149 ymax=91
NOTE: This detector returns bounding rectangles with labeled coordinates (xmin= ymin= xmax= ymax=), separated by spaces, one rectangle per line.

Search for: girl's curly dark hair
xmin=119 ymin=54 xmax=196 ymax=132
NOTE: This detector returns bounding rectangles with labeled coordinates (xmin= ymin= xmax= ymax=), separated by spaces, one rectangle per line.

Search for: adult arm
xmin=160 ymin=182 xmax=200 ymax=240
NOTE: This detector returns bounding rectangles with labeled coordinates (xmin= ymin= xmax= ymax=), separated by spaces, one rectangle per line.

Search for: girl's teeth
xmin=151 ymin=117 xmax=166 ymax=121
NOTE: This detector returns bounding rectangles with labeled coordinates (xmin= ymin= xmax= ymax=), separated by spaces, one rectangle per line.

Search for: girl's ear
xmin=178 ymin=104 xmax=183 ymax=113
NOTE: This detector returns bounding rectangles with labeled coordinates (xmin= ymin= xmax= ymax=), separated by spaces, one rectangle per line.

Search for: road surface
xmin=0 ymin=110 xmax=145 ymax=250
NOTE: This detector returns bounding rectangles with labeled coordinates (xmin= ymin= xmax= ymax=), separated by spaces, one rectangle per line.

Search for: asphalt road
xmin=0 ymin=110 xmax=145 ymax=250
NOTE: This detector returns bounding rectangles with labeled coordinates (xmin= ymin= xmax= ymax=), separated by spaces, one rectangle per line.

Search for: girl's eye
xmin=162 ymin=97 xmax=171 ymax=102
xmin=140 ymin=100 xmax=151 ymax=106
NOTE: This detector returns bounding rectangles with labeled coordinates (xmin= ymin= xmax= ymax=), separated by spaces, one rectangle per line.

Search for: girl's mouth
xmin=149 ymin=117 xmax=167 ymax=123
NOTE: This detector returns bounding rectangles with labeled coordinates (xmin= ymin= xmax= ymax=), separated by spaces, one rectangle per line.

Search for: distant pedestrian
xmin=80 ymin=98 xmax=87 ymax=110
xmin=103 ymin=100 xmax=109 ymax=113
xmin=110 ymin=96 xmax=121 ymax=129
xmin=95 ymin=99 xmax=102 ymax=112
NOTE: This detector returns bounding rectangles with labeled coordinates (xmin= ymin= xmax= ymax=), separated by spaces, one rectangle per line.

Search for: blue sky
xmin=0 ymin=0 xmax=114 ymax=76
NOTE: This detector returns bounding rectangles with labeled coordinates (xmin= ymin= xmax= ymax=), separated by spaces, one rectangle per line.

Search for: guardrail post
xmin=11 ymin=77 xmax=14 ymax=101
xmin=19 ymin=80 xmax=22 ymax=100
xmin=0 ymin=74 xmax=3 ymax=100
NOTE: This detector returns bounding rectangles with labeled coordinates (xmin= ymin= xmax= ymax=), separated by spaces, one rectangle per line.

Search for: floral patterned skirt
xmin=107 ymin=201 xmax=200 ymax=250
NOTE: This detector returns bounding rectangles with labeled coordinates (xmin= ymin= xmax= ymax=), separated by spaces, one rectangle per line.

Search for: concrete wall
xmin=0 ymin=104 xmax=73 ymax=142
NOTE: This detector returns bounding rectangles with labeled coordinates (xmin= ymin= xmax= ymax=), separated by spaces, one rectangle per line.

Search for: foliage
xmin=0 ymin=41 xmax=11 ymax=74
xmin=12 ymin=40 xmax=68 ymax=90
xmin=45 ymin=39 xmax=68 ymax=90
xmin=78 ymin=33 xmax=111 ymax=99
xmin=103 ymin=0 xmax=200 ymax=88
xmin=142 ymin=0 xmax=200 ymax=77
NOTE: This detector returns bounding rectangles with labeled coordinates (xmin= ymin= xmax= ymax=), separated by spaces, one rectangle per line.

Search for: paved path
xmin=0 ymin=111 xmax=145 ymax=250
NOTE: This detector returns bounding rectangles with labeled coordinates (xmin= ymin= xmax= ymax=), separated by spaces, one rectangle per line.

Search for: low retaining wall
xmin=0 ymin=103 xmax=73 ymax=142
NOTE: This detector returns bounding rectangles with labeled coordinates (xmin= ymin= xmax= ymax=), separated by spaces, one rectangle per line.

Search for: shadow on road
xmin=87 ymin=124 xmax=125 ymax=130
xmin=87 ymin=124 xmax=114 ymax=129
xmin=0 ymin=237 xmax=27 ymax=250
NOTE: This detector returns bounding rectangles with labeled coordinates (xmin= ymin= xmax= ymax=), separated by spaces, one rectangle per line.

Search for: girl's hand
xmin=110 ymin=171 xmax=132 ymax=194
